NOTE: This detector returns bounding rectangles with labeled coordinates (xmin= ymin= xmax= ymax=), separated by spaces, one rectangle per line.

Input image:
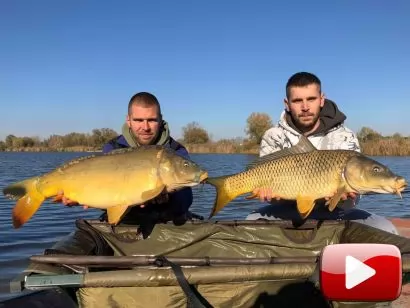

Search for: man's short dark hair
xmin=286 ymin=72 xmax=322 ymax=98
xmin=128 ymin=92 xmax=162 ymax=119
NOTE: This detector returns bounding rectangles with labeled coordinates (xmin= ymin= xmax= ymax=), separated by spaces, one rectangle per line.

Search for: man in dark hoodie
xmin=246 ymin=72 xmax=399 ymax=234
xmin=59 ymin=92 xmax=195 ymax=224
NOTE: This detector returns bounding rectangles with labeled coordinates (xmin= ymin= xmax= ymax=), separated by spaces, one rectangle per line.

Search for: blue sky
xmin=1 ymin=0 xmax=409 ymax=141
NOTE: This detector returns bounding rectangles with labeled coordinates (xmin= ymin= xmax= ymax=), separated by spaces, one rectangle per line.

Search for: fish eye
xmin=373 ymin=166 xmax=381 ymax=173
xmin=183 ymin=162 xmax=189 ymax=167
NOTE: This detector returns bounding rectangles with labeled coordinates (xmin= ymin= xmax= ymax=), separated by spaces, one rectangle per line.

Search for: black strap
xmin=155 ymin=256 xmax=212 ymax=308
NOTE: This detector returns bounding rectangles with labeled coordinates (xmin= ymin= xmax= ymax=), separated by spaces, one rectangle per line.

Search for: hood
xmin=281 ymin=99 xmax=347 ymax=136
xmin=121 ymin=120 xmax=171 ymax=147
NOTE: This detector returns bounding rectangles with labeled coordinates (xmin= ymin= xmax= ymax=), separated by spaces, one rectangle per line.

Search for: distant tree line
xmin=0 ymin=128 xmax=118 ymax=152
xmin=1 ymin=114 xmax=409 ymax=156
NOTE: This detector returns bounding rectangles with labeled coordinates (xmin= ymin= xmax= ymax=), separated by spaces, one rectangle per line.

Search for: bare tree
xmin=182 ymin=122 xmax=210 ymax=144
xmin=245 ymin=112 xmax=273 ymax=144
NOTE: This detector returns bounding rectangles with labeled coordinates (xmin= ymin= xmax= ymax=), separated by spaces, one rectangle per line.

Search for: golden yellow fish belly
xmin=37 ymin=152 xmax=164 ymax=209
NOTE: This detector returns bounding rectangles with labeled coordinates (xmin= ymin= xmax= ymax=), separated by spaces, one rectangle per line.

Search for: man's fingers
xmin=257 ymin=187 xmax=277 ymax=203
xmin=349 ymin=192 xmax=357 ymax=199
xmin=62 ymin=197 xmax=80 ymax=206
xmin=325 ymin=191 xmax=336 ymax=200
xmin=259 ymin=188 xmax=268 ymax=202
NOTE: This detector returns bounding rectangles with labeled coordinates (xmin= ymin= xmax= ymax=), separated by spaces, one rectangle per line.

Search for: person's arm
xmin=102 ymin=142 xmax=115 ymax=154
xmin=166 ymin=187 xmax=193 ymax=215
xmin=332 ymin=127 xmax=361 ymax=153
xmin=259 ymin=127 xmax=285 ymax=157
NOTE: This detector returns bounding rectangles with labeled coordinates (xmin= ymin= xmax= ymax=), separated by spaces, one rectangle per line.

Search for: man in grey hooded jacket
xmin=246 ymin=72 xmax=398 ymax=234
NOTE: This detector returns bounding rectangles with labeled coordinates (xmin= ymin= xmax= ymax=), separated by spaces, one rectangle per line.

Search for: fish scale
xmin=206 ymin=135 xmax=407 ymax=220
xmin=3 ymin=145 xmax=209 ymax=229
xmin=226 ymin=150 xmax=356 ymax=199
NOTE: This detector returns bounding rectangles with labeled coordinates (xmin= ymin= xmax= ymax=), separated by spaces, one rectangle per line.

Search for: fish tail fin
xmin=207 ymin=176 xmax=240 ymax=219
xmin=3 ymin=177 xmax=45 ymax=229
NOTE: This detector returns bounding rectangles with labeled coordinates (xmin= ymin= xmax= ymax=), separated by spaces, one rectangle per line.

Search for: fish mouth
xmin=394 ymin=177 xmax=408 ymax=198
xmin=199 ymin=171 xmax=209 ymax=183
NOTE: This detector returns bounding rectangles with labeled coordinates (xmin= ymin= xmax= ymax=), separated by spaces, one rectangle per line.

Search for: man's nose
xmin=301 ymin=100 xmax=309 ymax=111
xmin=142 ymin=121 xmax=150 ymax=130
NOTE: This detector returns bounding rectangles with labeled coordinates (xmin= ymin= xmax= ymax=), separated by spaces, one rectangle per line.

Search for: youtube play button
xmin=345 ymin=255 xmax=376 ymax=289
xmin=320 ymin=243 xmax=402 ymax=301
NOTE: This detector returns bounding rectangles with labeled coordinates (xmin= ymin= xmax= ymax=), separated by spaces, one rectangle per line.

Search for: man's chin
xmin=295 ymin=120 xmax=317 ymax=132
xmin=136 ymin=137 xmax=155 ymax=145
xmin=297 ymin=120 xmax=315 ymax=128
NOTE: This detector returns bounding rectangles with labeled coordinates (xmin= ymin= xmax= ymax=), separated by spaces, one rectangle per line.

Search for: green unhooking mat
xmin=23 ymin=219 xmax=410 ymax=308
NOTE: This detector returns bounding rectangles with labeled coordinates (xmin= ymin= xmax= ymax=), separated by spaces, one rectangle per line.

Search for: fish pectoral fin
xmin=245 ymin=189 xmax=259 ymax=200
xmin=325 ymin=187 xmax=346 ymax=212
xmin=296 ymin=196 xmax=316 ymax=219
xmin=141 ymin=184 xmax=166 ymax=202
xmin=107 ymin=205 xmax=130 ymax=225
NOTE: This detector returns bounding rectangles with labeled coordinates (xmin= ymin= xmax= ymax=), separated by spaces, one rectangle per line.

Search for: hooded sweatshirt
xmin=260 ymin=99 xmax=360 ymax=157
xmin=121 ymin=120 xmax=171 ymax=148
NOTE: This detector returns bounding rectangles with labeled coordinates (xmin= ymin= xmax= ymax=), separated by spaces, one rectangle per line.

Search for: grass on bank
xmin=2 ymin=138 xmax=410 ymax=156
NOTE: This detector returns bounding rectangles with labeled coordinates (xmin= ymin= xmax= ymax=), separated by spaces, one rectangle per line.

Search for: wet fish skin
xmin=206 ymin=136 xmax=407 ymax=219
xmin=3 ymin=145 xmax=208 ymax=229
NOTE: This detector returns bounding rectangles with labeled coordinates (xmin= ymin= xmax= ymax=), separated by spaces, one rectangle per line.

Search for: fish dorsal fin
xmin=105 ymin=147 xmax=136 ymax=155
xmin=245 ymin=135 xmax=317 ymax=170
xmin=59 ymin=154 xmax=97 ymax=170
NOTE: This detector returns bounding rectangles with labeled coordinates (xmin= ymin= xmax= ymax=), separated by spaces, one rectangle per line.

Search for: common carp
xmin=3 ymin=146 xmax=208 ymax=228
xmin=206 ymin=136 xmax=407 ymax=219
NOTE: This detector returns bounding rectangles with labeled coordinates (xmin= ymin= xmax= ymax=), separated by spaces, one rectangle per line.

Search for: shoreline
xmin=2 ymin=137 xmax=410 ymax=157
xmin=1 ymin=147 xmax=410 ymax=157
xmin=2 ymin=126 xmax=410 ymax=156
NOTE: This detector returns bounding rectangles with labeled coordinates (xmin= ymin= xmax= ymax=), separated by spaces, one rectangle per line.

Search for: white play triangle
xmin=345 ymin=255 xmax=376 ymax=289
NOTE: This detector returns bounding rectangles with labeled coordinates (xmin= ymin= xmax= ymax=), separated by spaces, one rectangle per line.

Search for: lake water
xmin=0 ymin=152 xmax=410 ymax=301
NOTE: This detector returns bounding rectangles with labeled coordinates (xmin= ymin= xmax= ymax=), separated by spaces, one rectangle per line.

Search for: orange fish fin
xmin=296 ymin=196 xmax=316 ymax=219
xmin=325 ymin=187 xmax=346 ymax=212
xmin=140 ymin=184 xmax=166 ymax=202
xmin=3 ymin=177 xmax=46 ymax=229
xmin=107 ymin=204 xmax=130 ymax=225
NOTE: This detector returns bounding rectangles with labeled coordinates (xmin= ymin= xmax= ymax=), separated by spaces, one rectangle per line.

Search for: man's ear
xmin=320 ymin=93 xmax=325 ymax=108
xmin=126 ymin=114 xmax=131 ymax=127
xmin=284 ymin=98 xmax=290 ymax=112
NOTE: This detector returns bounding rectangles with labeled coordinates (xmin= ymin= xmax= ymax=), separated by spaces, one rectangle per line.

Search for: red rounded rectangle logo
xmin=320 ymin=243 xmax=402 ymax=301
